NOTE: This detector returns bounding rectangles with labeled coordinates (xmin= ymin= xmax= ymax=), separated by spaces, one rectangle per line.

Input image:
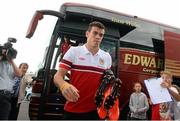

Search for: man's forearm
xmin=54 ymin=70 xmax=66 ymax=89
xmin=168 ymin=88 xmax=180 ymax=101
xmin=9 ymin=59 xmax=22 ymax=77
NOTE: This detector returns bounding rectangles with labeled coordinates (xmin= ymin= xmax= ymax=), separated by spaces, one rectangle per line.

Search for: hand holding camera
xmin=0 ymin=37 xmax=17 ymax=61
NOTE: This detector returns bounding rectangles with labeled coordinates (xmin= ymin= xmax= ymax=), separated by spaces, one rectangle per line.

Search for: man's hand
xmin=60 ymin=81 xmax=80 ymax=102
xmin=161 ymin=81 xmax=170 ymax=88
xmin=54 ymin=68 xmax=80 ymax=102
xmin=7 ymin=58 xmax=13 ymax=64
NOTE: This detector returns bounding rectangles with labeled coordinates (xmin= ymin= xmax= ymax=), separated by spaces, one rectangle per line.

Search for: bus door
xmin=164 ymin=31 xmax=180 ymax=78
xmin=26 ymin=10 xmax=65 ymax=120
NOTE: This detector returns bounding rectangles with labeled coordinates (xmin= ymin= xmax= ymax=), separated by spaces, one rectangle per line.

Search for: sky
xmin=0 ymin=0 xmax=180 ymax=73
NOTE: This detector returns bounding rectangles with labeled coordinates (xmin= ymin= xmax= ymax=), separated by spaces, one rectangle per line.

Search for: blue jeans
xmin=0 ymin=90 xmax=11 ymax=120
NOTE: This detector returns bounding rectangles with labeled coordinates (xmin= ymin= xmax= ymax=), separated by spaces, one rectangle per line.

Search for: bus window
xmin=100 ymin=38 xmax=117 ymax=61
xmin=152 ymin=38 xmax=164 ymax=54
xmin=100 ymin=38 xmax=118 ymax=75
xmin=120 ymin=41 xmax=154 ymax=52
xmin=52 ymin=34 xmax=85 ymax=70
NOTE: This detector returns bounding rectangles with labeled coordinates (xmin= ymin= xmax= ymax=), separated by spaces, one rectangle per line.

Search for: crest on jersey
xmin=99 ymin=58 xmax=104 ymax=65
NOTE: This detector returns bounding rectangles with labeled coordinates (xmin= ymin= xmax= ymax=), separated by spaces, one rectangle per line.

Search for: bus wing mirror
xmin=26 ymin=10 xmax=64 ymax=38
xmin=26 ymin=11 xmax=43 ymax=38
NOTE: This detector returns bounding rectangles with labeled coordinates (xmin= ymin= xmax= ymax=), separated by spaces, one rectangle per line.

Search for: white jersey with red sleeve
xmin=59 ymin=45 xmax=112 ymax=113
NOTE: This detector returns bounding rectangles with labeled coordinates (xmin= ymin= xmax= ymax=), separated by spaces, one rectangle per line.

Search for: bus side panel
xmin=164 ymin=31 xmax=180 ymax=77
xmin=118 ymin=48 xmax=163 ymax=108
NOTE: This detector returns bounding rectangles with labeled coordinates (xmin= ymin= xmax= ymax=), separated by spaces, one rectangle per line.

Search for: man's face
xmin=86 ymin=26 xmax=104 ymax=48
xmin=21 ymin=64 xmax=28 ymax=75
xmin=161 ymin=74 xmax=172 ymax=84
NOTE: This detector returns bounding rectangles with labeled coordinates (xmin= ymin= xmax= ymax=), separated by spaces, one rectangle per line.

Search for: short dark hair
xmin=87 ymin=21 xmax=105 ymax=31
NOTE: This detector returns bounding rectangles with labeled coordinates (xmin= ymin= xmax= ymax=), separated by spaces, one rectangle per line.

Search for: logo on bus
xmin=111 ymin=17 xmax=139 ymax=27
xmin=123 ymin=53 xmax=163 ymax=74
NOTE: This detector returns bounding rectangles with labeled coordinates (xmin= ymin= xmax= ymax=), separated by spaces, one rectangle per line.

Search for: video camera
xmin=0 ymin=37 xmax=17 ymax=60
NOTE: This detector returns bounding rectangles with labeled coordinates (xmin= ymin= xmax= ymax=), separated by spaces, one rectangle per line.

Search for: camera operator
xmin=0 ymin=42 xmax=22 ymax=120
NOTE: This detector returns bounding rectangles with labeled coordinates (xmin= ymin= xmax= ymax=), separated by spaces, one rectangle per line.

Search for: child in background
xmin=160 ymin=70 xmax=180 ymax=120
xmin=129 ymin=82 xmax=149 ymax=120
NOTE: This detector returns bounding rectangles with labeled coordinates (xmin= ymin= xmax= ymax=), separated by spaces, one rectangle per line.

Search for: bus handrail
xmin=26 ymin=10 xmax=65 ymax=38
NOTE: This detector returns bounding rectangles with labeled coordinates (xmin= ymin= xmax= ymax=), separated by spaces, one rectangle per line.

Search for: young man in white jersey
xmin=54 ymin=21 xmax=112 ymax=120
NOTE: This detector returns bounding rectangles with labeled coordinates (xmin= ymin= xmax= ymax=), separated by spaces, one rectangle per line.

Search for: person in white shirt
xmin=54 ymin=21 xmax=112 ymax=120
xmin=160 ymin=70 xmax=180 ymax=120
xmin=0 ymin=50 xmax=21 ymax=120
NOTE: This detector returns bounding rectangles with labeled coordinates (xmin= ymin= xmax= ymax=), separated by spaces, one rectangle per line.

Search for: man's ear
xmin=86 ymin=31 xmax=89 ymax=38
